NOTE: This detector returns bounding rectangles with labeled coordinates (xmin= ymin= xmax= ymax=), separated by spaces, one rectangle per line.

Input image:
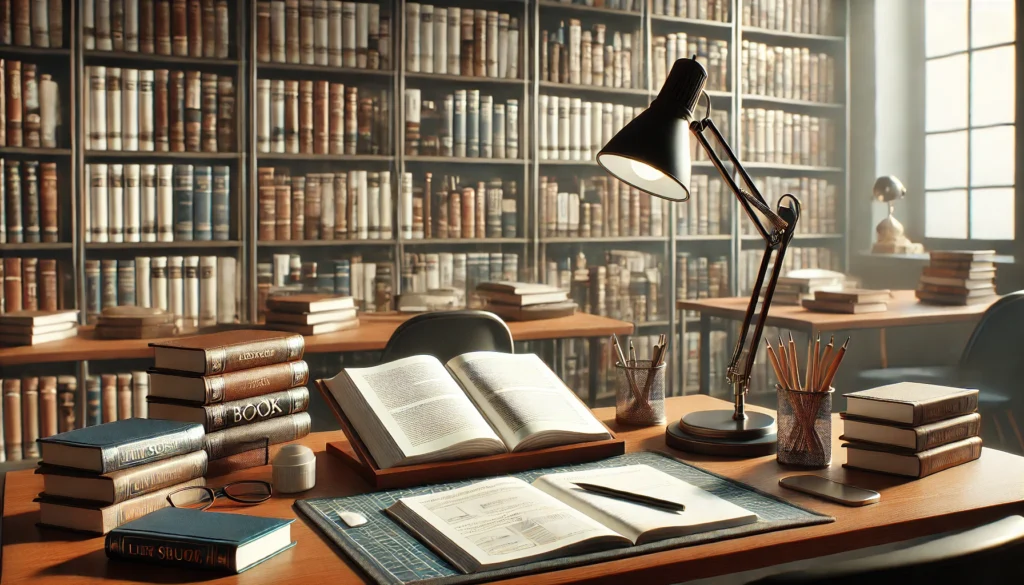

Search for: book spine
xmin=21 ymin=161 xmax=38 ymax=242
xmin=132 ymin=370 xmax=149 ymax=418
xmin=192 ymin=165 xmax=211 ymax=240
xmin=167 ymin=255 xmax=182 ymax=326
xmin=172 ymin=163 xmax=193 ymax=240
xmin=101 ymin=373 xmax=117 ymax=423
xmin=916 ymin=394 xmax=981 ymax=426
xmin=183 ymin=255 xmax=198 ymax=328
xmin=198 ymin=255 xmax=216 ymax=326
xmin=150 ymin=255 xmax=167 ymax=311
xmin=211 ymin=165 xmax=229 ymax=240
xmin=274 ymin=171 xmax=290 ymax=240
xmin=155 ymin=163 xmax=173 ymax=241
xmin=192 ymin=386 xmax=309 ymax=432
xmin=22 ymin=63 xmax=39 ymax=147
xmin=183 ymin=70 xmax=201 ymax=151
xmin=99 ymin=258 xmax=117 ymax=311
xmin=117 ymin=258 xmax=136 ymax=305
xmin=203 ymin=411 xmax=310 ymax=460
xmin=289 ymin=175 xmax=304 ymax=240
xmin=105 ymin=532 xmax=237 ymax=572
xmin=117 ymin=372 xmax=133 ymax=419
xmin=84 ymin=259 xmax=99 ymax=322
xmin=86 ymin=374 xmax=101 ymax=426
xmin=918 ymin=438 xmax=984 ymax=478
xmin=216 ymin=255 xmax=236 ymax=323
xmin=6 ymin=60 xmax=21 ymax=147
xmin=168 ymin=70 xmax=184 ymax=151
xmin=153 ymin=69 xmax=168 ymax=150
xmin=107 ymin=449 xmax=207 ymax=503
xmin=100 ymin=422 xmax=205 ymax=472
xmin=343 ymin=85 xmax=356 ymax=154
xmin=917 ymin=415 xmax=983 ymax=451
xmin=216 ymin=75 xmax=234 ymax=151
xmin=20 ymin=375 xmax=38 ymax=457
xmin=38 ymin=257 xmax=56 ymax=310
xmin=3 ymin=379 xmax=21 ymax=460
xmin=18 ymin=256 xmax=35 ymax=310
xmin=123 ymin=163 xmax=140 ymax=242
xmin=57 ymin=375 xmax=76 ymax=432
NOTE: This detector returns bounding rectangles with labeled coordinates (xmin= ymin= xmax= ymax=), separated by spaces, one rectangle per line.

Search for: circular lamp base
xmin=666 ymin=410 xmax=778 ymax=457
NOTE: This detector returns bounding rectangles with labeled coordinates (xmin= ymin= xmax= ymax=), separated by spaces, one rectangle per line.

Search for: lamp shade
xmin=596 ymin=58 xmax=709 ymax=202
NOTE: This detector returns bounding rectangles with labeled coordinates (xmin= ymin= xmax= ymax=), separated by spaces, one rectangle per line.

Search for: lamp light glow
xmin=631 ymin=160 xmax=666 ymax=181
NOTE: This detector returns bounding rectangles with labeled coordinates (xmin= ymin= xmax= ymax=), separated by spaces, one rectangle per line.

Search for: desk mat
xmin=296 ymin=451 xmax=833 ymax=585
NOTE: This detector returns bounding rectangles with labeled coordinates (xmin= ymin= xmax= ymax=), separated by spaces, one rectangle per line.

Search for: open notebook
xmin=321 ymin=352 xmax=612 ymax=469
xmin=387 ymin=464 xmax=758 ymax=573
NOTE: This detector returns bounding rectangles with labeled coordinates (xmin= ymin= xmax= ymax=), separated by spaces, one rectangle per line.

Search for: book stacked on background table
xmin=841 ymin=382 xmax=982 ymax=478
xmin=802 ymin=289 xmax=891 ymax=314
xmin=263 ymin=295 xmax=359 ymax=335
xmin=0 ymin=310 xmax=78 ymax=346
xmin=147 ymin=330 xmax=311 ymax=473
xmin=916 ymin=250 xmax=998 ymax=306
xmin=34 ymin=419 xmax=207 ymax=534
xmin=95 ymin=306 xmax=177 ymax=340
xmin=476 ymin=282 xmax=577 ymax=321
xmin=772 ymin=269 xmax=848 ymax=305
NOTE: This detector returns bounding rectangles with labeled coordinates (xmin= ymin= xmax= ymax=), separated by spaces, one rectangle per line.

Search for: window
xmin=924 ymin=0 xmax=1016 ymax=240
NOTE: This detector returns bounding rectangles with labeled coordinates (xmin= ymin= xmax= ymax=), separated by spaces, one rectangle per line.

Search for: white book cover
xmin=558 ymin=97 xmax=570 ymax=161
xmin=272 ymin=254 xmax=289 ymax=286
xmin=433 ymin=7 xmax=447 ymax=74
xmin=321 ymin=173 xmax=335 ymax=238
xmin=497 ymin=13 xmax=509 ymax=79
xmin=347 ymin=173 xmax=360 ymax=240
xmin=124 ymin=0 xmax=138 ymax=51
xmin=507 ymin=19 xmax=519 ymax=79
xmin=156 ymin=164 xmax=174 ymax=242
xmin=183 ymin=255 xmax=200 ymax=329
xmin=109 ymin=164 xmax=124 ymax=242
xmin=199 ymin=256 xmax=217 ymax=327
xmin=256 ymin=79 xmax=271 ymax=153
xmin=569 ymin=97 xmax=582 ymax=161
xmin=138 ymin=69 xmax=154 ymax=151
xmin=90 ymin=66 xmax=108 ymax=150
xmin=122 ymin=68 xmax=139 ymax=151
xmin=439 ymin=252 xmax=453 ymax=288
xmin=271 ymin=79 xmax=286 ymax=153
xmin=493 ymin=103 xmax=505 ymax=159
xmin=380 ymin=170 xmax=393 ymax=238
xmin=328 ymin=0 xmax=343 ymax=66
xmin=96 ymin=0 xmax=112 ymax=50
xmin=131 ymin=371 xmax=149 ymax=418
xmin=135 ymin=256 xmax=151 ymax=308
xmin=447 ymin=8 xmax=460 ymax=75
xmin=581 ymin=102 xmax=592 ymax=160
xmin=546 ymin=96 xmax=558 ymax=161
xmin=83 ymin=164 xmax=92 ymax=243
xmin=315 ymin=0 xmax=330 ymax=66
xmin=270 ymin=0 xmax=286 ymax=62
xmin=341 ymin=1 xmax=356 ymax=67
xmin=362 ymin=262 xmax=376 ymax=307
xmin=355 ymin=1 xmax=368 ymax=68
xmin=351 ymin=261 xmax=364 ymax=303
xmin=356 ymin=170 xmax=369 ymax=239
xmin=217 ymin=256 xmax=237 ymax=323
xmin=106 ymin=67 xmax=123 ymax=150
xmin=453 ymin=89 xmax=467 ymax=157
xmin=168 ymin=256 xmax=184 ymax=328
xmin=400 ymin=172 xmax=413 ymax=239
xmin=420 ymin=4 xmax=433 ymax=73
xmin=486 ymin=11 xmax=498 ymax=78
xmin=506 ymin=99 xmax=518 ymax=159
xmin=90 ymin=163 xmax=109 ymax=243
xmin=301 ymin=0 xmax=315 ymax=65
xmin=426 ymin=253 xmax=440 ymax=289
xmin=84 ymin=0 xmax=96 ymax=49
xmin=140 ymin=164 xmax=156 ymax=242
xmin=480 ymin=95 xmax=493 ymax=158
xmin=538 ymin=95 xmax=548 ymax=159
xmin=151 ymin=256 xmax=168 ymax=312
xmin=406 ymin=2 xmax=421 ymax=72
xmin=39 ymin=75 xmax=58 ymax=148
xmin=368 ymin=172 xmax=380 ymax=239
xmin=124 ymin=163 xmax=141 ymax=242
xmin=569 ymin=19 xmax=581 ymax=85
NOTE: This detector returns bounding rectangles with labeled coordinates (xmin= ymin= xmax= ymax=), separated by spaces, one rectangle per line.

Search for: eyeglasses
xmin=166 ymin=480 xmax=272 ymax=511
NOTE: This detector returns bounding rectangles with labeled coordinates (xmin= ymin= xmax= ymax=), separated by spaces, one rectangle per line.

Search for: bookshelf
xmin=0 ymin=0 xmax=850 ymax=430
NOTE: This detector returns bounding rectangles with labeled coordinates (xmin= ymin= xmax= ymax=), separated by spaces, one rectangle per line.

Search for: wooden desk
xmin=677 ymin=290 xmax=994 ymax=393
xmin=0 ymin=312 xmax=633 ymax=367
xmin=4 ymin=395 xmax=1022 ymax=585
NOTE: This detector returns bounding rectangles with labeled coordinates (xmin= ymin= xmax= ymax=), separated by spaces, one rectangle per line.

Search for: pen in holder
xmin=614 ymin=359 xmax=667 ymax=426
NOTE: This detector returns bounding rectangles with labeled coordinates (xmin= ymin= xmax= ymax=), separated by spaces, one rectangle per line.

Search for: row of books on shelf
xmin=538 ymin=97 xmax=640 ymax=162
xmin=0 ymin=60 xmax=62 ymax=149
xmin=1 ymin=159 xmax=59 ymax=244
xmin=676 ymin=253 xmax=731 ymax=312
xmin=738 ymin=246 xmax=837 ymax=295
xmin=741 ymin=176 xmax=839 ymax=235
xmin=676 ymin=175 xmax=732 ymax=236
xmin=407 ymin=4 xmax=520 ymax=79
xmin=0 ymin=375 xmax=78 ymax=462
xmin=259 ymin=1 xmax=389 ymax=68
xmin=1 ymin=257 xmax=60 ymax=314
xmin=0 ymin=0 xmax=63 ymax=48
xmin=84 ymin=66 xmax=237 ymax=153
xmin=401 ymin=174 xmax=518 ymax=240
xmin=84 ymin=163 xmax=231 ymax=243
xmin=542 ymin=23 xmax=643 ymax=90
xmin=740 ymin=108 xmax=838 ymax=167
xmin=651 ymin=0 xmax=730 ymax=21
xmin=83 ymin=256 xmax=239 ymax=327
xmin=652 ymin=35 xmax=729 ymax=93
xmin=83 ymin=0 xmax=232 ymax=57
xmin=742 ymin=0 xmax=839 ymax=36
xmin=405 ymin=89 xmax=520 ymax=159
xmin=550 ymin=250 xmax=666 ymax=323
xmin=741 ymin=41 xmax=838 ymax=104
xmin=258 ymin=81 xmax=389 ymax=156
xmin=540 ymin=175 xmax=668 ymax=238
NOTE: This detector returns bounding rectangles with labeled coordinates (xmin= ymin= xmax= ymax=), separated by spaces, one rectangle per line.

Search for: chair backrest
xmin=749 ymin=515 xmax=1024 ymax=584
xmin=957 ymin=291 xmax=1024 ymax=393
xmin=380 ymin=311 xmax=514 ymax=364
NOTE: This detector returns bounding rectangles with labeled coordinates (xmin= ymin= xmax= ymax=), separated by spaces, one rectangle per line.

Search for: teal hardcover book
xmin=38 ymin=418 xmax=205 ymax=474
xmin=105 ymin=508 xmax=296 ymax=574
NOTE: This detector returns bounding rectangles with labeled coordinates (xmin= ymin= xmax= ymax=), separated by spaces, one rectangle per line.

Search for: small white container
xmin=272 ymin=444 xmax=316 ymax=493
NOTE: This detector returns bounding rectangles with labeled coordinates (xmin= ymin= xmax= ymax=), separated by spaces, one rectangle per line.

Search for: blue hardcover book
xmin=106 ymin=508 xmax=295 ymax=574
xmin=212 ymin=165 xmax=230 ymax=241
xmin=117 ymin=259 xmax=136 ymax=307
xmin=86 ymin=375 xmax=102 ymax=427
xmin=192 ymin=166 xmax=213 ymax=240
xmin=334 ymin=259 xmax=351 ymax=296
xmin=172 ymin=164 xmax=195 ymax=240
xmin=38 ymin=418 xmax=205 ymax=473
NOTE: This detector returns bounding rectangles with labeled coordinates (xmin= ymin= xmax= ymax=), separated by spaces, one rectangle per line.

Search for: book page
xmin=532 ymin=465 xmax=758 ymax=545
xmin=326 ymin=355 xmax=505 ymax=463
xmin=446 ymin=352 xmax=610 ymax=451
xmin=388 ymin=477 xmax=628 ymax=573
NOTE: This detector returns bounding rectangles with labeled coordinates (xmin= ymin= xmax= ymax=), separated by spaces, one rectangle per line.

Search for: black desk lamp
xmin=597 ymin=57 xmax=801 ymax=457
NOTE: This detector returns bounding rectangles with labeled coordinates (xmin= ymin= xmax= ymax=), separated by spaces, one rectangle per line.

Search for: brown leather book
xmin=171 ymin=0 xmax=188 ymax=56
xmin=214 ymin=0 xmax=229 ymax=58
xmin=204 ymin=411 xmax=311 ymax=460
xmin=183 ymin=70 xmax=201 ymax=151
xmin=101 ymin=373 xmax=117 ymax=423
xmin=11 ymin=0 xmax=28 ymax=46
xmin=155 ymin=0 xmax=172 ymax=55
xmin=20 ymin=256 xmax=37 ymax=311
xmin=4 ymin=256 xmax=22 ymax=312
xmin=111 ymin=0 xmax=125 ymax=50
xmin=845 ymin=383 xmax=979 ymax=426
xmin=117 ymin=373 xmax=133 ymax=420
xmin=38 ymin=258 xmax=57 ymax=311
xmin=39 ymin=375 xmax=57 ymax=438
xmin=299 ymin=80 xmax=314 ymax=153
xmin=843 ymin=436 xmax=984 ymax=479
xmin=200 ymin=72 xmax=217 ymax=152
xmin=22 ymin=161 xmax=38 ymax=242
xmin=257 ymin=166 xmax=275 ymax=240
xmin=265 ymin=294 xmax=354 ymax=314
xmin=327 ymin=82 xmax=343 ymax=154
xmin=840 ymin=412 xmax=982 ymax=453
xmin=3 ymin=378 xmax=22 ymax=460
xmin=313 ymin=80 xmax=329 ymax=154
xmin=6 ymin=59 xmax=22 ymax=146
xmin=37 ymin=477 xmax=205 ymax=534
xmin=4 ymin=161 xmax=20 ymax=243
xmin=283 ymin=79 xmax=298 ymax=152
xmin=285 ymin=0 xmax=300 ymax=63
xmin=148 ymin=359 xmax=309 ymax=405
xmin=139 ymin=0 xmax=155 ymax=53
xmin=56 ymin=375 xmax=76 ymax=432
xmin=289 ymin=175 xmax=305 ymax=240
xmin=216 ymin=75 xmax=234 ymax=151
xmin=201 ymin=0 xmax=216 ymax=57
xmin=149 ymin=386 xmax=310 ymax=432
xmin=21 ymin=63 xmax=38 ymax=147
xmin=97 ymin=305 xmax=173 ymax=326
xmin=206 ymin=444 xmax=269 ymax=475
xmin=168 ymin=70 xmax=185 ymax=151
xmin=40 ymin=162 xmax=58 ymax=242
xmin=38 ymin=450 xmax=208 ymax=505
xmin=304 ymin=174 xmax=321 ymax=239
xmin=0 ymin=59 xmax=6 ymax=146
xmin=20 ymin=375 xmax=38 ymax=457
xmin=274 ymin=172 xmax=291 ymax=240
xmin=149 ymin=329 xmax=304 ymax=375
xmin=154 ymin=69 xmax=169 ymax=150
xmin=343 ymin=86 xmax=356 ymax=154
xmin=255 ymin=1 xmax=271 ymax=62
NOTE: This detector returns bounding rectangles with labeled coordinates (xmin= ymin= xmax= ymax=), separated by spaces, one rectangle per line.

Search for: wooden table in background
xmin=677 ymin=290 xmax=995 ymax=394
xmin=4 ymin=395 xmax=1023 ymax=585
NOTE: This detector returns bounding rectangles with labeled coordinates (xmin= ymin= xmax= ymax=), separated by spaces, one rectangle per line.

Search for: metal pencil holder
xmin=776 ymin=385 xmax=833 ymax=467
xmin=615 ymin=360 xmax=666 ymax=426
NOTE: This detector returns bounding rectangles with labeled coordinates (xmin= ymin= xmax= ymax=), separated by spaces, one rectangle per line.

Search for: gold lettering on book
xmin=231 ymin=397 xmax=283 ymax=423
xmin=245 ymin=376 xmax=272 ymax=390
xmin=238 ymin=349 xmax=276 ymax=361
xmin=158 ymin=545 xmax=208 ymax=562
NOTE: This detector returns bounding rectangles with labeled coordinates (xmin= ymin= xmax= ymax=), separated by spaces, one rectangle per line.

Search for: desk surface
xmin=677 ymin=290 xmax=994 ymax=332
xmin=4 ymin=395 xmax=1023 ymax=585
xmin=0 ymin=312 xmax=634 ymax=366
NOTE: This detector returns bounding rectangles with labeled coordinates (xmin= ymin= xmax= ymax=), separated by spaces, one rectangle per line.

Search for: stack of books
xmin=147 ymin=331 xmax=312 ymax=472
xmin=35 ymin=419 xmax=207 ymax=534
xmin=841 ymin=383 xmax=982 ymax=479
xmin=0 ymin=310 xmax=78 ymax=346
xmin=802 ymin=289 xmax=891 ymax=314
xmin=476 ymin=282 xmax=576 ymax=321
xmin=264 ymin=295 xmax=359 ymax=335
xmin=772 ymin=269 xmax=846 ymax=305
xmin=916 ymin=250 xmax=998 ymax=306
xmin=95 ymin=306 xmax=177 ymax=340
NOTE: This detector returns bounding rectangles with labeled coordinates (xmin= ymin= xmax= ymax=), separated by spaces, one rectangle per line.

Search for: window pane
xmin=926 ymin=190 xmax=969 ymax=238
xmin=926 ymin=131 xmax=968 ymax=189
xmin=971 ymin=46 xmax=1015 ymax=126
xmin=970 ymin=187 xmax=1015 ymax=239
xmin=970 ymin=125 xmax=1015 ymax=186
xmin=927 ymin=0 xmax=968 ymax=56
xmin=927 ymin=55 xmax=969 ymax=131
xmin=971 ymin=0 xmax=1015 ymax=48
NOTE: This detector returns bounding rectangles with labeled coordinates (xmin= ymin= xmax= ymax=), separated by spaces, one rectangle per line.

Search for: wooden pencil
xmin=811 ymin=334 xmax=821 ymax=391
xmin=817 ymin=335 xmax=834 ymax=390
xmin=765 ymin=339 xmax=787 ymax=385
xmin=787 ymin=332 xmax=801 ymax=390
xmin=777 ymin=335 xmax=791 ymax=388
xmin=803 ymin=335 xmax=814 ymax=391
xmin=819 ymin=338 xmax=849 ymax=392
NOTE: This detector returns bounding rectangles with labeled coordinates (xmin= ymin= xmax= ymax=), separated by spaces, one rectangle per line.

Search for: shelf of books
xmin=0 ymin=0 xmax=850 ymax=444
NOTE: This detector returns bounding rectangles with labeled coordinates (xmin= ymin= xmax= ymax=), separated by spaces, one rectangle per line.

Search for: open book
xmin=387 ymin=464 xmax=758 ymax=573
xmin=321 ymin=352 xmax=612 ymax=470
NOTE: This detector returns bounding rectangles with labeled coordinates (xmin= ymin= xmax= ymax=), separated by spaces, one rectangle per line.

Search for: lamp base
xmin=665 ymin=410 xmax=778 ymax=457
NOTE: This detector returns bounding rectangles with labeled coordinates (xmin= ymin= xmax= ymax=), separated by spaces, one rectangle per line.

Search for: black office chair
xmin=747 ymin=515 xmax=1024 ymax=584
xmin=857 ymin=291 xmax=1024 ymax=452
xmin=379 ymin=310 xmax=514 ymax=364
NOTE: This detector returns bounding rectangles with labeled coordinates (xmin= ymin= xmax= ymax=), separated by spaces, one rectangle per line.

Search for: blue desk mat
xmin=296 ymin=451 xmax=833 ymax=585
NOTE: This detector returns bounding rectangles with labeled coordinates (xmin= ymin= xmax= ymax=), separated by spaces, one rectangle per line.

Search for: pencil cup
xmin=776 ymin=385 xmax=833 ymax=467
xmin=615 ymin=360 xmax=667 ymax=426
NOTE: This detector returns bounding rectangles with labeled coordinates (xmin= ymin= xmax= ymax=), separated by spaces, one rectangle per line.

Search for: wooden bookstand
xmin=315 ymin=379 xmax=626 ymax=490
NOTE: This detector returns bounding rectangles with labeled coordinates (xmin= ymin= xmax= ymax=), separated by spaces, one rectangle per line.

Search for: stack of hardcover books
xmin=476 ymin=282 xmax=576 ymax=321
xmin=841 ymin=383 xmax=982 ymax=479
xmin=916 ymin=250 xmax=997 ymax=306
xmin=95 ymin=306 xmax=177 ymax=340
xmin=772 ymin=269 xmax=847 ymax=305
xmin=802 ymin=289 xmax=891 ymax=314
xmin=0 ymin=310 xmax=78 ymax=346
xmin=263 ymin=295 xmax=359 ymax=335
xmin=35 ymin=419 xmax=208 ymax=534
xmin=147 ymin=331 xmax=312 ymax=472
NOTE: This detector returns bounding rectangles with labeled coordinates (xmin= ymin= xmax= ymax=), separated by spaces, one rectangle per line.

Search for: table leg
xmin=700 ymin=314 xmax=711 ymax=395
xmin=879 ymin=328 xmax=889 ymax=369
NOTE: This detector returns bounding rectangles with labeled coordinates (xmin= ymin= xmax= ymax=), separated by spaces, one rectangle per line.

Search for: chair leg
xmin=1004 ymin=410 xmax=1024 ymax=455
